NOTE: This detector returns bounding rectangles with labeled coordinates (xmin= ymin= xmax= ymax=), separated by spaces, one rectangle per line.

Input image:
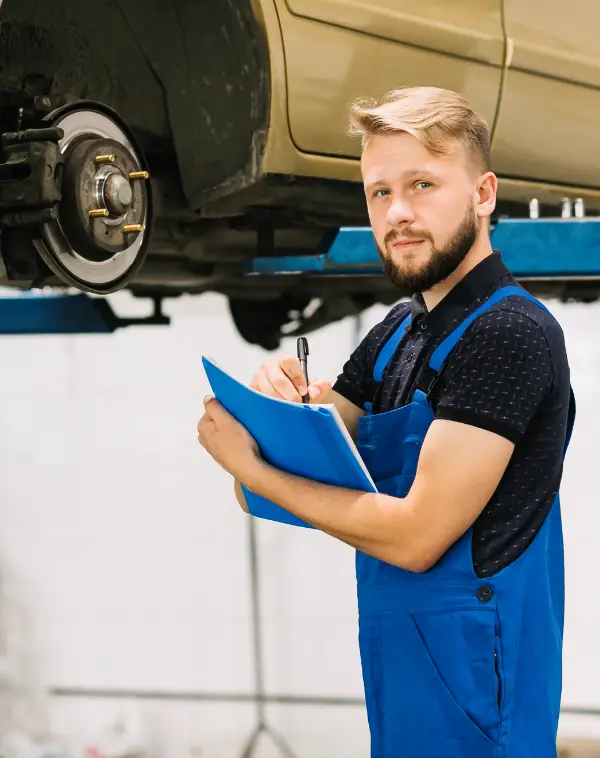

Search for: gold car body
xmin=255 ymin=0 xmax=600 ymax=210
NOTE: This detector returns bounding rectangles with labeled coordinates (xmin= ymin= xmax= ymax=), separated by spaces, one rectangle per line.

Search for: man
xmin=197 ymin=86 xmax=575 ymax=758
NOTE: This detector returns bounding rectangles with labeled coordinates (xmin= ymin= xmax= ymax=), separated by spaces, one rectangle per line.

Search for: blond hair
xmin=348 ymin=86 xmax=492 ymax=173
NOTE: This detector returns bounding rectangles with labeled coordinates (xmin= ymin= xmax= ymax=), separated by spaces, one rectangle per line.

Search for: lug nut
xmin=89 ymin=208 xmax=110 ymax=218
xmin=129 ymin=171 xmax=149 ymax=180
xmin=95 ymin=154 xmax=116 ymax=164
xmin=122 ymin=224 xmax=143 ymax=233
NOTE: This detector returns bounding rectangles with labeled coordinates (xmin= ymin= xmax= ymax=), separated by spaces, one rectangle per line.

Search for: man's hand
xmin=250 ymin=355 xmax=364 ymax=439
xmin=197 ymin=396 xmax=262 ymax=486
xmin=250 ymin=356 xmax=331 ymax=403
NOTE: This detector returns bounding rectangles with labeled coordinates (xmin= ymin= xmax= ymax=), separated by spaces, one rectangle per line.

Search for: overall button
xmin=476 ymin=586 xmax=494 ymax=603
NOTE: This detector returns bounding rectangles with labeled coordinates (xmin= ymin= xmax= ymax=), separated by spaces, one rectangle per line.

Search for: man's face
xmin=361 ymin=132 xmax=484 ymax=293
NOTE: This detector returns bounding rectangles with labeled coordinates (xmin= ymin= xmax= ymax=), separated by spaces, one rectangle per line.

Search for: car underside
xmin=1 ymin=0 xmax=600 ymax=350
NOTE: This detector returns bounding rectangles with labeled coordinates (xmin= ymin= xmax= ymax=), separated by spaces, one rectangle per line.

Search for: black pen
xmin=297 ymin=336 xmax=310 ymax=403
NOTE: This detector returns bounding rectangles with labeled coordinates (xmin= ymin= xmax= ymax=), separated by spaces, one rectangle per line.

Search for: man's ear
xmin=475 ymin=171 xmax=498 ymax=220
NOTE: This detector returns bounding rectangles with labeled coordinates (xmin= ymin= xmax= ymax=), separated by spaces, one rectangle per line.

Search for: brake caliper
xmin=0 ymin=126 xmax=64 ymax=228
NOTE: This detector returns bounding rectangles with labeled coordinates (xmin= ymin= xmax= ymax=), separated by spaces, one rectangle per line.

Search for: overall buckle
xmin=415 ymin=365 xmax=440 ymax=402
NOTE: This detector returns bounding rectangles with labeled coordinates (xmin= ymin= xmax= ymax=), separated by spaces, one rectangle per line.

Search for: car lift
xmin=246 ymin=207 xmax=600 ymax=281
xmin=1 ymin=203 xmax=599 ymax=758
xmin=2 ymin=205 xmax=600 ymax=335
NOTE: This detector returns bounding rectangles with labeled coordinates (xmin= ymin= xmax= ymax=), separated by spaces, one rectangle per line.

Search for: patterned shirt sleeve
xmin=332 ymin=335 xmax=372 ymax=409
xmin=434 ymin=309 xmax=555 ymax=443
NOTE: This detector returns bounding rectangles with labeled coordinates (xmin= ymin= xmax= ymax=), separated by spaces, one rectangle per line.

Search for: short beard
xmin=377 ymin=207 xmax=479 ymax=294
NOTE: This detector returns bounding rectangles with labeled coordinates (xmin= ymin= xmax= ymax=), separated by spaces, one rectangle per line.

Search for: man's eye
xmin=374 ymin=189 xmax=390 ymax=198
xmin=415 ymin=181 xmax=432 ymax=190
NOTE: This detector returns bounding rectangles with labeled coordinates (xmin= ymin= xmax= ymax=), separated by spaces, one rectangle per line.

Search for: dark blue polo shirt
xmin=333 ymin=252 xmax=572 ymax=578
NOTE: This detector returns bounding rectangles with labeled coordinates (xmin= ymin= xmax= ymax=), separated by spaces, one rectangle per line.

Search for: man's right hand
xmin=234 ymin=356 xmax=364 ymax=512
xmin=250 ymin=357 xmax=332 ymax=404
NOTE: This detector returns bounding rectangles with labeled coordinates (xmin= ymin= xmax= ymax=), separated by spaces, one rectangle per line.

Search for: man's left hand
xmin=197 ymin=396 xmax=262 ymax=484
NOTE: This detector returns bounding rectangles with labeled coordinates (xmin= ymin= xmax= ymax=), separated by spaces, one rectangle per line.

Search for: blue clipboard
xmin=202 ymin=356 xmax=376 ymax=528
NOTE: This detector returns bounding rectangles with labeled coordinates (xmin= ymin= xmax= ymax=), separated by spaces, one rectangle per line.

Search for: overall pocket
xmin=411 ymin=608 xmax=502 ymax=741
xmin=375 ymin=609 xmax=501 ymax=758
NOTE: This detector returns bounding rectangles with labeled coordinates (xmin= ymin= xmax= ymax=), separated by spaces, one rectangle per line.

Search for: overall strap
xmin=414 ymin=285 xmax=551 ymax=403
xmin=419 ymin=284 xmax=576 ymax=459
xmin=373 ymin=312 xmax=412 ymax=382
xmin=429 ymin=285 xmax=548 ymax=371
xmin=367 ymin=286 xmax=576 ymax=450
xmin=364 ymin=310 xmax=411 ymax=413
xmin=372 ymin=287 xmax=537 ymax=389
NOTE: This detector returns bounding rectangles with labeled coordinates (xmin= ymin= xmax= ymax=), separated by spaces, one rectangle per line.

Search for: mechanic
xmin=197 ymin=86 xmax=575 ymax=758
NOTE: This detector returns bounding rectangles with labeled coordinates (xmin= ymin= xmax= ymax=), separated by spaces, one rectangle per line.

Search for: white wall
xmin=0 ymin=290 xmax=597 ymax=757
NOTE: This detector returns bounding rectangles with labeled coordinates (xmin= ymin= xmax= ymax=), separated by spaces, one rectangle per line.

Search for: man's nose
xmin=386 ymin=197 xmax=415 ymax=227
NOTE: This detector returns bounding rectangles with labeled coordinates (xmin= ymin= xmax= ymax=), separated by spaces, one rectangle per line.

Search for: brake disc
xmin=34 ymin=101 xmax=152 ymax=294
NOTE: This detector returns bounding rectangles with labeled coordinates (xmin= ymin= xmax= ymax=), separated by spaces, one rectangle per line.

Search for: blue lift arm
xmin=244 ymin=217 xmax=600 ymax=279
xmin=0 ymin=291 xmax=170 ymax=334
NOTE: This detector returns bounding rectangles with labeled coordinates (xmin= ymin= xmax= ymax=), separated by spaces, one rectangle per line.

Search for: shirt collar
xmin=409 ymin=251 xmax=511 ymax=332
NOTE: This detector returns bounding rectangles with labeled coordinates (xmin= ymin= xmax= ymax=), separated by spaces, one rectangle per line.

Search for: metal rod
xmin=1 ymin=126 xmax=64 ymax=146
xmin=529 ymin=198 xmax=540 ymax=219
xmin=248 ymin=516 xmax=266 ymax=727
xmin=240 ymin=517 xmax=297 ymax=758
xmin=48 ymin=688 xmax=364 ymax=706
xmin=561 ymin=197 xmax=573 ymax=218
xmin=47 ymin=688 xmax=600 ymax=718
xmin=560 ymin=706 xmax=600 ymax=717
xmin=239 ymin=725 xmax=265 ymax=758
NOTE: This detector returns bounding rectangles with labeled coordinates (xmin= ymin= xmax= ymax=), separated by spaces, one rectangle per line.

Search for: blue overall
xmin=355 ymin=286 xmax=575 ymax=758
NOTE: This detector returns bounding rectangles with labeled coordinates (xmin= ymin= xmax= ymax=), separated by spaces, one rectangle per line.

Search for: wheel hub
xmin=33 ymin=103 xmax=152 ymax=294
xmin=56 ymin=135 xmax=147 ymax=264
xmin=102 ymin=172 xmax=133 ymax=216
